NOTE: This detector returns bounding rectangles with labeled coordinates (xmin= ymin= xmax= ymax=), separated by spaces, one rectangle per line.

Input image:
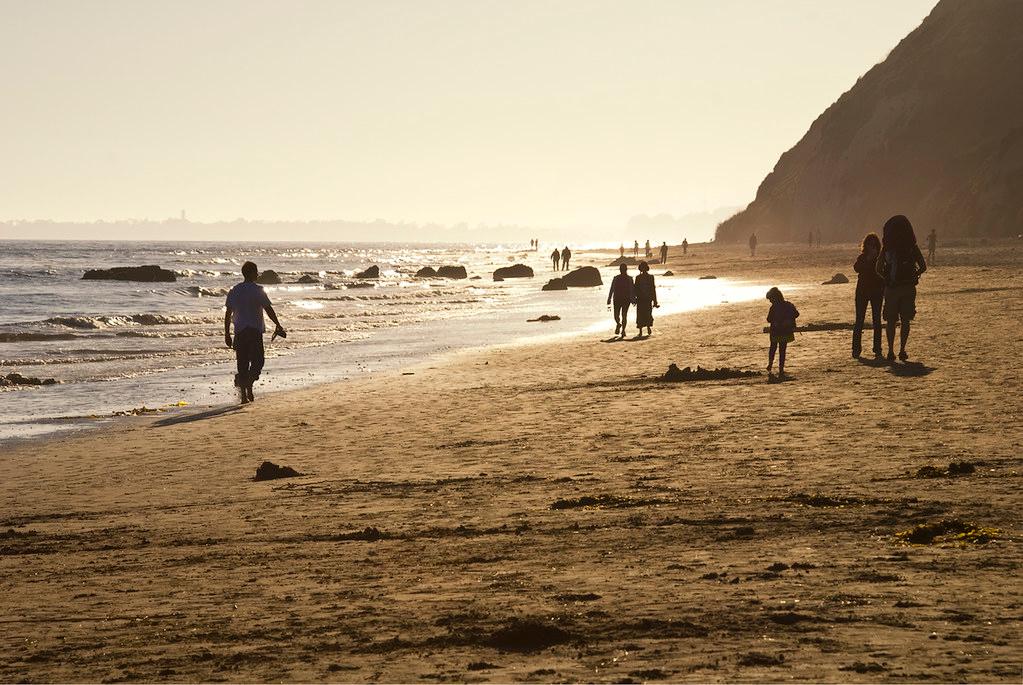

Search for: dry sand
xmin=1 ymin=242 xmax=1021 ymax=683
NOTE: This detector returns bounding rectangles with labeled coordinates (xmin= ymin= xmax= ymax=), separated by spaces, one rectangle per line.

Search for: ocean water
xmin=0 ymin=240 xmax=767 ymax=442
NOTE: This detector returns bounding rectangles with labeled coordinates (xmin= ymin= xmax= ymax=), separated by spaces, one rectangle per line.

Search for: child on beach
xmin=766 ymin=287 xmax=799 ymax=377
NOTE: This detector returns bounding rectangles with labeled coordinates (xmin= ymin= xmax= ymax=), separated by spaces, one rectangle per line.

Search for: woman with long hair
xmin=852 ymin=232 xmax=884 ymax=358
xmin=633 ymin=261 xmax=658 ymax=337
xmin=875 ymin=215 xmax=927 ymax=362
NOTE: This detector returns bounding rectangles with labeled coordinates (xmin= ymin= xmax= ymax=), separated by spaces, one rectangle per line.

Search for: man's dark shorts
xmin=883 ymin=284 xmax=916 ymax=322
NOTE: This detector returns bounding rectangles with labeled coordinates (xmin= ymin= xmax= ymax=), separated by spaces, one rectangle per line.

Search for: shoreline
xmin=2 ymin=243 xmax=1020 ymax=682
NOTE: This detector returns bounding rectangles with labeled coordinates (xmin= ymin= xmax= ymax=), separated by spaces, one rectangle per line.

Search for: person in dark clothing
xmin=876 ymin=215 xmax=927 ymax=362
xmin=682 ymin=238 xmax=688 ymax=255
xmin=808 ymin=230 xmax=814 ymax=248
xmin=766 ymin=287 xmax=799 ymax=377
xmin=927 ymin=229 xmax=937 ymax=264
xmin=551 ymin=248 xmax=561 ymax=270
xmin=749 ymin=232 xmax=758 ymax=257
xmin=633 ymin=261 xmax=659 ymax=336
xmin=619 ymin=244 xmax=625 ymax=258
xmin=607 ymin=264 xmax=634 ymax=338
xmin=852 ymin=232 xmax=884 ymax=359
xmin=561 ymin=246 xmax=572 ymax=271
xmin=633 ymin=240 xmax=639 ymax=257
xmin=225 ymin=261 xmax=285 ymax=404
xmin=659 ymin=242 xmax=668 ymax=264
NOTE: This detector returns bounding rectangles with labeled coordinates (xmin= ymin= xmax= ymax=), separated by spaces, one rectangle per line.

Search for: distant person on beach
xmin=551 ymin=248 xmax=561 ymax=270
xmin=633 ymin=261 xmax=659 ymax=336
xmin=766 ymin=287 xmax=798 ymax=377
xmin=749 ymin=232 xmax=758 ymax=257
xmin=659 ymin=242 xmax=668 ymax=264
xmin=682 ymin=238 xmax=688 ymax=256
xmin=619 ymin=244 xmax=625 ymax=258
xmin=809 ymin=231 xmax=814 ymax=248
xmin=607 ymin=263 xmax=635 ymax=338
xmin=876 ymin=214 xmax=927 ymax=362
xmin=852 ymin=232 xmax=884 ymax=359
xmin=644 ymin=240 xmax=652 ymax=258
xmin=561 ymin=246 xmax=572 ymax=271
xmin=225 ymin=261 xmax=285 ymax=404
xmin=633 ymin=240 xmax=639 ymax=257
xmin=816 ymin=229 xmax=822 ymax=248
xmin=927 ymin=229 xmax=937 ymax=264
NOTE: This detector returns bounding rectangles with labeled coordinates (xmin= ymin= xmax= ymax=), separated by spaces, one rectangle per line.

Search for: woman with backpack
xmin=876 ymin=215 xmax=927 ymax=362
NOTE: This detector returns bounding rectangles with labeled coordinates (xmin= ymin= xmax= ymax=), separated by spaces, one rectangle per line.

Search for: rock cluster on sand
xmin=562 ymin=266 xmax=602 ymax=287
xmin=661 ymin=363 xmax=760 ymax=382
xmin=296 ymin=274 xmax=320 ymax=284
xmin=256 ymin=270 xmax=282 ymax=285
xmin=82 ymin=265 xmax=176 ymax=282
xmin=437 ymin=265 xmax=467 ymax=279
xmin=415 ymin=267 xmax=438 ymax=278
xmin=1 ymin=373 xmax=58 ymax=387
xmin=493 ymin=264 xmax=534 ymax=281
xmin=542 ymin=278 xmax=567 ymax=291
xmin=607 ymin=257 xmax=640 ymax=266
xmin=355 ymin=265 xmax=380 ymax=279
xmin=822 ymin=273 xmax=850 ymax=285
xmin=253 ymin=461 xmax=303 ymax=481
xmin=527 ymin=315 xmax=561 ymax=322
xmin=915 ymin=461 xmax=976 ymax=478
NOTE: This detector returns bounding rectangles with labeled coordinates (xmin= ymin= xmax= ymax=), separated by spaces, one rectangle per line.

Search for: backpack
xmin=886 ymin=249 xmax=919 ymax=286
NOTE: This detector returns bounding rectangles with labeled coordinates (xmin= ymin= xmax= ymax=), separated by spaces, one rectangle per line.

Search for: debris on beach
xmin=661 ymin=364 xmax=760 ymax=382
xmin=822 ymin=272 xmax=850 ymax=284
xmin=915 ymin=461 xmax=976 ymax=478
xmin=895 ymin=519 xmax=1001 ymax=545
xmin=527 ymin=315 xmax=561 ymax=322
xmin=550 ymin=494 xmax=663 ymax=509
xmin=1 ymin=373 xmax=58 ymax=387
xmin=253 ymin=461 xmax=303 ymax=481
xmin=486 ymin=618 xmax=573 ymax=652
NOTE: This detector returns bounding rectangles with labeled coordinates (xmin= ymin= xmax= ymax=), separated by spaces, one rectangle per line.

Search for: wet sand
xmin=1 ymin=242 xmax=1021 ymax=682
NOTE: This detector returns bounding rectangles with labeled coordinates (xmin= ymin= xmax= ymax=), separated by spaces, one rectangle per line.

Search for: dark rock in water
xmin=253 ymin=461 xmax=303 ymax=481
xmin=82 ymin=265 xmax=176 ymax=282
xmin=662 ymin=363 xmax=760 ymax=382
xmin=562 ymin=266 xmax=602 ymax=287
xmin=296 ymin=274 xmax=320 ymax=284
xmin=608 ymin=256 xmax=640 ymax=266
xmin=663 ymin=271 xmax=674 ymax=276
xmin=355 ymin=265 xmax=380 ymax=279
xmin=437 ymin=265 xmax=468 ymax=279
xmin=415 ymin=266 xmax=438 ymax=278
xmin=486 ymin=618 xmax=572 ymax=652
xmin=822 ymin=272 xmax=850 ymax=285
xmin=698 ymin=275 xmax=717 ymax=280
xmin=470 ymin=275 xmax=482 ymax=280
xmin=542 ymin=278 xmax=568 ymax=291
xmin=256 ymin=270 xmax=282 ymax=285
xmin=1 ymin=373 xmax=58 ymax=387
xmin=493 ymin=264 xmax=533 ymax=280
xmin=527 ymin=315 xmax=561 ymax=322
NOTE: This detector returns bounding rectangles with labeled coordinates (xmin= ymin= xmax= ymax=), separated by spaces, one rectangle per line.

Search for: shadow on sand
xmin=153 ymin=404 xmax=244 ymax=427
xmin=857 ymin=356 xmax=890 ymax=368
xmin=887 ymin=361 xmax=935 ymax=377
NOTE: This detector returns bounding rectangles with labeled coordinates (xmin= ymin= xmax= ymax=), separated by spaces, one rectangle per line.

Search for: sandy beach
xmin=1 ymin=243 xmax=1021 ymax=682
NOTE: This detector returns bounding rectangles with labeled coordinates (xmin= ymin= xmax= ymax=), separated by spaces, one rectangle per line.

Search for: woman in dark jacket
xmin=876 ymin=215 xmax=927 ymax=362
xmin=633 ymin=261 xmax=658 ymax=337
xmin=852 ymin=232 xmax=885 ymax=358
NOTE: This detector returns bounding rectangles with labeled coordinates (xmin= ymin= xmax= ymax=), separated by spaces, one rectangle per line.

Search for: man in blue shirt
xmin=225 ymin=261 xmax=285 ymax=404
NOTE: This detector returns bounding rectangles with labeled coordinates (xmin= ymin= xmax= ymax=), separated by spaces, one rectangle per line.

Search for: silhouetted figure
xmin=766 ymin=287 xmax=798 ymax=377
xmin=809 ymin=231 xmax=814 ymax=248
xmin=551 ymin=248 xmax=561 ymax=270
xmin=852 ymin=232 xmax=884 ymax=359
xmin=607 ymin=264 xmax=634 ymax=338
xmin=816 ymin=229 xmax=822 ymax=248
xmin=561 ymin=246 xmax=572 ymax=271
xmin=633 ymin=240 xmax=639 ymax=257
xmin=644 ymin=240 xmax=652 ymax=258
xmin=634 ymin=261 xmax=659 ymax=336
xmin=749 ymin=232 xmax=758 ymax=257
xmin=876 ymin=214 xmax=926 ymax=362
xmin=927 ymin=229 xmax=937 ymax=264
xmin=682 ymin=238 xmax=688 ymax=256
xmin=619 ymin=244 xmax=625 ymax=258
xmin=225 ymin=261 xmax=285 ymax=404
xmin=659 ymin=242 xmax=668 ymax=264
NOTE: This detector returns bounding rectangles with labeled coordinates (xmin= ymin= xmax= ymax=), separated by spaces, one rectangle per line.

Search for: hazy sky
xmin=1 ymin=0 xmax=936 ymax=236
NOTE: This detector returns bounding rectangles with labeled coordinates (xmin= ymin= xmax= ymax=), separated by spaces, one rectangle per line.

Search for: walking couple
xmin=607 ymin=261 xmax=658 ymax=339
